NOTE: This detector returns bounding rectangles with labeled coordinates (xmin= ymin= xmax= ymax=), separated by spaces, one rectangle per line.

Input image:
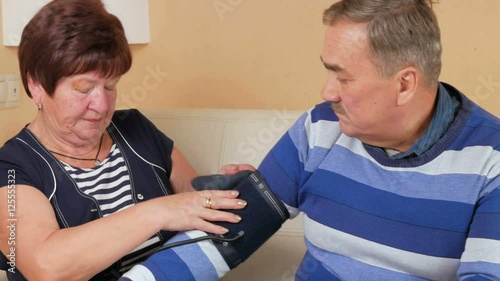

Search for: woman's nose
xmin=89 ymin=88 xmax=111 ymax=113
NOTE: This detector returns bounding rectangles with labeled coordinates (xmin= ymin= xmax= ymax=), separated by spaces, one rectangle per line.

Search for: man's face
xmin=320 ymin=20 xmax=400 ymax=145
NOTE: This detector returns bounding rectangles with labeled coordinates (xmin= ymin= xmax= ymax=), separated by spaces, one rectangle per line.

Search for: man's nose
xmin=321 ymin=75 xmax=341 ymax=102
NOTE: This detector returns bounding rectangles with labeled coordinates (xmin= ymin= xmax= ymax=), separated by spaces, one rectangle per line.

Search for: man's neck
xmin=368 ymin=85 xmax=439 ymax=153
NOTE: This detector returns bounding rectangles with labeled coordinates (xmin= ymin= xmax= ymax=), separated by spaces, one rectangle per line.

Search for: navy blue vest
xmin=0 ymin=109 xmax=177 ymax=280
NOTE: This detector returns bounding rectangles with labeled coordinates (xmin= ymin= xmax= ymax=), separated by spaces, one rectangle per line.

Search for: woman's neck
xmin=27 ymin=117 xmax=108 ymax=167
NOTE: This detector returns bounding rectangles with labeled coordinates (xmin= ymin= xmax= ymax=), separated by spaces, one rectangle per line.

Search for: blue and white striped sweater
xmin=121 ymin=231 xmax=230 ymax=281
xmin=259 ymin=85 xmax=500 ymax=280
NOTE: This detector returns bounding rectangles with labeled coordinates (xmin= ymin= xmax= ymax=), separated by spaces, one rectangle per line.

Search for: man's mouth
xmin=331 ymin=103 xmax=346 ymax=116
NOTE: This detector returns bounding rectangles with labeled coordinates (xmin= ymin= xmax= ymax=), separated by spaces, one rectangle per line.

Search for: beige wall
xmin=0 ymin=0 xmax=499 ymax=144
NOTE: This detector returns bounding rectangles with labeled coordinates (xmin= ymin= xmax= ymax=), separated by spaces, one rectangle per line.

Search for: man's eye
xmin=337 ymin=77 xmax=349 ymax=84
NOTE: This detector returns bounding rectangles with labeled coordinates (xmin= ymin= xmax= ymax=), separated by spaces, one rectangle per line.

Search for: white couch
xmin=0 ymin=108 xmax=306 ymax=281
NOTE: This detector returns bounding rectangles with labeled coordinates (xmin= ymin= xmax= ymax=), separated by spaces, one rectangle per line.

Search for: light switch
xmin=0 ymin=75 xmax=7 ymax=108
xmin=5 ymin=74 xmax=21 ymax=108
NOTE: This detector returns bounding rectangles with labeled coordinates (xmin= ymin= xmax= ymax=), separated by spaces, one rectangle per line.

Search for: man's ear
xmin=27 ymin=74 xmax=44 ymax=106
xmin=396 ymin=67 xmax=418 ymax=106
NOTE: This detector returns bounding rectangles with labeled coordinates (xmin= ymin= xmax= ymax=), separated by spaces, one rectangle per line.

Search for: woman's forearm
xmin=24 ymin=201 xmax=161 ymax=281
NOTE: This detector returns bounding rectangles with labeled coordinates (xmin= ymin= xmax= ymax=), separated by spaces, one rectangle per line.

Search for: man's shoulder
xmin=446 ymin=93 xmax=500 ymax=151
xmin=465 ymin=106 xmax=500 ymax=151
xmin=468 ymin=105 xmax=500 ymax=129
xmin=441 ymin=82 xmax=499 ymax=127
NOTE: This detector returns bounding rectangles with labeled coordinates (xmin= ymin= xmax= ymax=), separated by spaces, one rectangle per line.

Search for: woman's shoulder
xmin=109 ymin=108 xmax=173 ymax=153
xmin=0 ymin=128 xmax=49 ymax=191
xmin=112 ymin=108 xmax=144 ymax=123
xmin=0 ymin=128 xmax=34 ymax=157
xmin=110 ymin=108 xmax=161 ymax=135
xmin=113 ymin=108 xmax=163 ymax=129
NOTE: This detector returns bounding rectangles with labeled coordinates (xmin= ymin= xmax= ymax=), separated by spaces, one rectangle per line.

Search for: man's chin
xmin=338 ymin=120 xmax=356 ymax=137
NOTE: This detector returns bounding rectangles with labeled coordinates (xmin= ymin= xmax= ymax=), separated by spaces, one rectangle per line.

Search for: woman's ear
xmin=27 ymin=74 xmax=44 ymax=108
xmin=396 ymin=67 xmax=418 ymax=106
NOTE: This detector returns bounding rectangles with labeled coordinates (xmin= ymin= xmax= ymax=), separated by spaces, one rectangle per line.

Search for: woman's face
xmin=42 ymin=72 xmax=120 ymax=143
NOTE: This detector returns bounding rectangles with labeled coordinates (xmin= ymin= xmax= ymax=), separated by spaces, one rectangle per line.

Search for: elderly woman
xmin=0 ymin=1 xmax=247 ymax=280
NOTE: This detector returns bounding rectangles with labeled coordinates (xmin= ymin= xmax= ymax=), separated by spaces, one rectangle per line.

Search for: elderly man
xmin=118 ymin=1 xmax=499 ymax=280
xmin=258 ymin=0 xmax=500 ymax=280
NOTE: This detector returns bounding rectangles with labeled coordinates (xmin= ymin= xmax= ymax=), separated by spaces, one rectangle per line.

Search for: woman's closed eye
xmin=75 ymin=86 xmax=93 ymax=94
xmin=104 ymin=85 xmax=117 ymax=92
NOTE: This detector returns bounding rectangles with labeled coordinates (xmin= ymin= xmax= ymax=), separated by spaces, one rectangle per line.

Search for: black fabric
xmin=192 ymin=170 xmax=289 ymax=268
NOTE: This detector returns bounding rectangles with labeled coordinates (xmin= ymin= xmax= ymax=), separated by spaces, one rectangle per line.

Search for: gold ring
xmin=205 ymin=197 xmax=212 ymax=209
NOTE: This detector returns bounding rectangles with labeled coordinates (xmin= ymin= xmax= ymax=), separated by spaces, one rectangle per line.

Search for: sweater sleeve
xmin=258 ymin=111 xmax=310 ymax=218
xmin=457 ymin=176 xmax=500 ymax=280
xmin=258 ymin=102 xmax=341 ymax=219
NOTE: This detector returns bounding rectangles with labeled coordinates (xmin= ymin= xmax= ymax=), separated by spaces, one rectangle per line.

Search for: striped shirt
xmin=259 ymin=83 xmax=500 ymax=280
xmin=63 ymin=143 xmax=162 ymax=272
xmin=63 ymin=143 xmax=133 ymax=216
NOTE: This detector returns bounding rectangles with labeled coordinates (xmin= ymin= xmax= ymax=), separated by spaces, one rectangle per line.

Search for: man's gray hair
xmin=323 ymin=0 xmax=442 ymax=87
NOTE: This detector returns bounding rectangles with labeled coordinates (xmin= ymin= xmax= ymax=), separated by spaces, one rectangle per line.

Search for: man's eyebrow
xmin=320 ymin=56 xmax=344 ymax=72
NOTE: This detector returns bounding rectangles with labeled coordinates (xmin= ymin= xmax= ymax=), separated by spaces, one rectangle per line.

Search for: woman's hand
xmin=151 ymin=189 xmax=247 ymax=235
xmin=219 ymin=164 xmax=256 ymax=175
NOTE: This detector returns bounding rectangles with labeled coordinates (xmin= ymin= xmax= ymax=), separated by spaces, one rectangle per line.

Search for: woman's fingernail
xmin=237 ymin=200 xmax=247 ymax=206
xmin=221 ymin=227 xmax=229 ymax=233
xmin=234 ymin=215 xmax=242 ymax=221
xmin=231 ymin=191 xmax=239 ymax=196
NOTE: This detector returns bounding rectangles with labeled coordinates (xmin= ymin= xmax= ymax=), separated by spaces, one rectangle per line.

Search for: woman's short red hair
xmin=18 ymin=0 xmax=132 ymax=98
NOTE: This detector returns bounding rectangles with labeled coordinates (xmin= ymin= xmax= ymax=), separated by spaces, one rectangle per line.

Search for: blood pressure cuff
xmin=193 ymin=170 xmax=290 ymax=268
xmin=119 ymin=170 xmax=289 ymax=281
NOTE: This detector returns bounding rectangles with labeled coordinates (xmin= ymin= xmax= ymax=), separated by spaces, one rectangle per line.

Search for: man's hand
xmin=219 ymin=164 xmax=256 ymax=175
